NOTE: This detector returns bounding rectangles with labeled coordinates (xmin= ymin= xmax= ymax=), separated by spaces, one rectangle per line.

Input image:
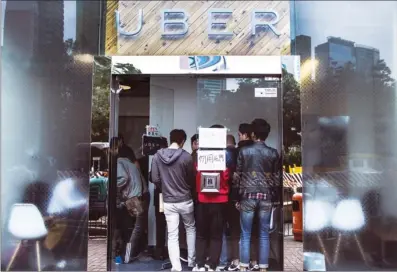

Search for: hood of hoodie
xmin=157 ymin=148 xmax=183 ymax=165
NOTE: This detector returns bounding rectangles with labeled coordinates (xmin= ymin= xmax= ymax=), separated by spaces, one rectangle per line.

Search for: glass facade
xmin=292 ymin=1 xmax=397 ymax=270
xmin=1 ymin=0 xmax=396 ymax=271
xmin=1 ymin=0 xmax=101 ymax=270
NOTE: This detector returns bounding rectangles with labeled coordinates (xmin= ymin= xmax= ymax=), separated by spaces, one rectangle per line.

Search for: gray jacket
xmin=117 ymin=158 xmax=148 ymax=200
xmin=151 ymin=148 xmax=195 ymax=203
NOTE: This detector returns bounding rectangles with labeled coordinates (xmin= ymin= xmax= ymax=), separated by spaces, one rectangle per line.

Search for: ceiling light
xmin=119 ymin=84 xmax=131 ymax=90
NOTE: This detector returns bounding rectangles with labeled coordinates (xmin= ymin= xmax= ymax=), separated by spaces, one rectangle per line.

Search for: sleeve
xmin=273 ymin=149 xmax=281 ymax=174
xmin=117 ymin=160 xmax=129 ymax=188
xmin=186 ymin=155 xmax=197 ymax=200
xmin=225 ymin=149 xmax=237 ymax=181
xmin=231 ymin=150 xmax=244 ymax=201
xmin=150 ymin=155 xmax=161 ymax=190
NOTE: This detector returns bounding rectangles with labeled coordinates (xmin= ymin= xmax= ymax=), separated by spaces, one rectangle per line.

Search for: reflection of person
xmin=151 ymin=129 xmax=196 ymax=271
xmin=114 ymin=142 xmax=148 ymax=264
xmin=235 ymin=119 xmax=280 ymax=272
xmin=193 ymin=125 xmax=233 ymax=272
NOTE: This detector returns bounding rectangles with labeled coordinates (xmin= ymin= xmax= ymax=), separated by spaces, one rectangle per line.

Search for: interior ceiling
xmin=117 ymin=75 xmax=150 ymax=97
xmin=117 ymin=74 xmax=198 ymax=97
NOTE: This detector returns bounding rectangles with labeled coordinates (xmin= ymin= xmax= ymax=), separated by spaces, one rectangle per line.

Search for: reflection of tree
xmin=282 ymin=69 xmax=301 ymax=150
xmin=91 ymin=58 xmax=143 ymax=141
xmin=197 ymin=70 xmax=301 ymax=151
xmin=112 ymin=63 xmax=142 ymax=74
xmin=92 ymin=56 xmax=111 ymax=142
xmin=374 ymin=59 xmax=395 ymax=89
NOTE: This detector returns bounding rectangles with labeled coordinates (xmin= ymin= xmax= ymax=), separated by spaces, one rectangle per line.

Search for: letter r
xmin=251 ymin=10 xmax=281 ymax=37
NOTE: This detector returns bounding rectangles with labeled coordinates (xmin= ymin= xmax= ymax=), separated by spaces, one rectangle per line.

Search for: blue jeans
xmin=219 ymin=231 xmax=229 ymax=266
xmin=239 ymin=199 xmax=272 ymax=269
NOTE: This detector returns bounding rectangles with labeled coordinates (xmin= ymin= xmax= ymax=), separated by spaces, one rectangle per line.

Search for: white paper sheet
xmin=197 ymin=150 xmax=226 ymax=171
xmin=198 ymin=127 xmax=227 ymax=148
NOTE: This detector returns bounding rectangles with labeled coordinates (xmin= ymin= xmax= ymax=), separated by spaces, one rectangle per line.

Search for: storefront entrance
xmin=101 ymin=55 xmax=285 ymax=271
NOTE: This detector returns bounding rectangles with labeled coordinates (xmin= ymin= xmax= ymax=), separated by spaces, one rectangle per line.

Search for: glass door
xmin=196 ymin=76 xmax=284 ymax=271
xmin=106 ymin=74 xmax=122 ymax=271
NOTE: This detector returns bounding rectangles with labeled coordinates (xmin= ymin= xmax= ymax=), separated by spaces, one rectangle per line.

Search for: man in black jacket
xmin=235 ymin=119 xmax=280 ymax=272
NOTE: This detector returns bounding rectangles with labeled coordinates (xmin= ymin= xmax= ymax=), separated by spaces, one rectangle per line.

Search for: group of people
xmin=150 ymin=118 xmax=280 ymax=272
xmin=116 ymin=119 xmax=279 ymax=271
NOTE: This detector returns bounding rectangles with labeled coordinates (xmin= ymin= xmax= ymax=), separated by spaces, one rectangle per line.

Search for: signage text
xmin=115 ymin=9 xmax=281 ymax=40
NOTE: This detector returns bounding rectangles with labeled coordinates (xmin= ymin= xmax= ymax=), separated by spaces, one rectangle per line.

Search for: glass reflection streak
xmin=47 ymin=178 xmax=87 ymax=215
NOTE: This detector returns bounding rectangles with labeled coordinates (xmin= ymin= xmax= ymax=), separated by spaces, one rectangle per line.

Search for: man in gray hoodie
xmin=151 ymin=129 xmax=196 ymax=271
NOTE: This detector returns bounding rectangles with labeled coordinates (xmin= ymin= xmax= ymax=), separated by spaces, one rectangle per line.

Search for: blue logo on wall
xmin=188 ymin=56 xmax=227 ymax=71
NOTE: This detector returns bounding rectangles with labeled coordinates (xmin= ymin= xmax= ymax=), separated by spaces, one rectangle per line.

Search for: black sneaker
xmin=223 ymin=263 xmax=240 ymax=271
xmin=249 ymin=263 xmax=260 ymax=271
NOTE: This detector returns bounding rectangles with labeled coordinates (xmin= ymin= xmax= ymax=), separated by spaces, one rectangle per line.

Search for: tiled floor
xmin=87 ymin=236 xmax=303 ymax=271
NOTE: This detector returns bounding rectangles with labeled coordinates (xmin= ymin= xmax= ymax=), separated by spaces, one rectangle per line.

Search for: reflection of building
xmin=313 ymin=36 xmax=394 ymax=157
xmin=198 ymin=79 xmax=226 ymax=103
xmin=35 ymin=1 xmax=64 ymax=65
xmin=292 ymin=35 xmax=311 ymax=65
xmin=315 ymin=36 xmax=381 ymax=82
xmin=76 ymin=1 xmax=100 ymax=54
xmin=315 ymin=37 xmax=356 ymax=79
xmin=355 ymin=44 xmax=380 ymax=80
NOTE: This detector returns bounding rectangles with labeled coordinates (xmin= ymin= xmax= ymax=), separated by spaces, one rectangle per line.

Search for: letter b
xmin=161 ymin=9 xmax=189 ymax=38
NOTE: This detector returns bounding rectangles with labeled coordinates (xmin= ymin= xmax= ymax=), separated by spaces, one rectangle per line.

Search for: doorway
xmin=104 ymin=56 xmax=285 ymax=271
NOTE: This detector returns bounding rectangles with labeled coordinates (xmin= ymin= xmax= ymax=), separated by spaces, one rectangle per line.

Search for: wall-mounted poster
xmin=142 ymin=135 xmax=168 ymax=156
xmin=197 ymin=150 xmax=226 ymax=171
xmin=198 ymin=127 xmax=227 ymax=149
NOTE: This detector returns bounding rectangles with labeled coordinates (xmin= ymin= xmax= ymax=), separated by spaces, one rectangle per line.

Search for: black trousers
xmin=225 ymin=202 xmax=241 ymax=261
xmin=112 ymin=206 xmax=134 ymax=258
xmin=139 ymin=192 xmax=150 ymax=252
xmin=155 ymin=200 xmax=167 ymax=259
xmin=196 ymin=202 xmax=226 ymax=269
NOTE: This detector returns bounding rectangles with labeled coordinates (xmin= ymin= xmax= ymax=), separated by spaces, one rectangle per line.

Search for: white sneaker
xmin=192 ymin=265 xmax=206 ymax=271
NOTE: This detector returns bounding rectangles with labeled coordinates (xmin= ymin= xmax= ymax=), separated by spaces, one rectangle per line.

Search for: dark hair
xmin=118 ymin=134 xmax=125 ymax=144
xmin=251 ymin=118 xmax=271 ymax=141
xmin=170 ymin=129 xmax=187 ymax=145
xmin=191 ymin=134 xmax=199 ymax=145
xmin=238 ymin=123 xmax=252 ymax=138
xmin=227 ymin=134 xmax=236 ymax=146
xmin=210 ymin=124 xmax=225 ymax=128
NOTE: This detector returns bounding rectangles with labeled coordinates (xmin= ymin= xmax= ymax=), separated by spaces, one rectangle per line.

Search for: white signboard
xmin=198 ymin=127 xmax=227 ymax=148
xmin=255 ymin=88 xmax=277 ymax=98
xmin=146 ymin=125 xmax=161 ymax=137
xmin=197 ymin=150 xmax=226 ymax=171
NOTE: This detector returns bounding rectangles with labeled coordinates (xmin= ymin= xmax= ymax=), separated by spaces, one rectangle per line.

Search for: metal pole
xmin=106 ymin=75 xmax=121 ymax=271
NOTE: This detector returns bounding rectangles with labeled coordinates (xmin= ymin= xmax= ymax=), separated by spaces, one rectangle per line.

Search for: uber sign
xmin=115 ymin=9 xmax=281 ymax=39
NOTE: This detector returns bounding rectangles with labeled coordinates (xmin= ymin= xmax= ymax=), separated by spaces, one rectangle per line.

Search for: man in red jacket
xmin=193 ymin=125 xmax=234 ymax=272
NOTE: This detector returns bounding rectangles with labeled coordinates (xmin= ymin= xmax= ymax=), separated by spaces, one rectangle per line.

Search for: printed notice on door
xmin=255 ymin=88 xmax=277 ymax=98
xmin=198 ymin=127 xmax=227 ymax=148
xmin=197 ymin=150 xmax=226 ymax=171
